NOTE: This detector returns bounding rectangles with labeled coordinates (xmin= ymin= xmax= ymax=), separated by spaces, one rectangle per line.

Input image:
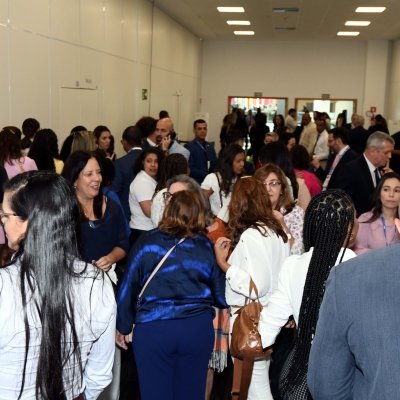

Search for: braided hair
xmin=279 ymin=190 xmax=355 ymax=399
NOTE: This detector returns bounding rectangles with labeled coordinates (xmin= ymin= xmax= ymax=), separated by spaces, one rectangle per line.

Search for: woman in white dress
xmin=214 ymin=176 xmax=290 ymax=400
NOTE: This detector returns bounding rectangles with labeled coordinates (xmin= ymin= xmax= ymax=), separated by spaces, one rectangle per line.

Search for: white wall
xmin=201 ymin=40 xmax=370 ymax=143
xmin=0 ymin=0 xmax=202 ymax=155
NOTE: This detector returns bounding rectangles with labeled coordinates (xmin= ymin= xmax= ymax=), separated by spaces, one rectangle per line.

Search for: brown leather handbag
xmin=230 ymin=279 xmax=272 ymax=400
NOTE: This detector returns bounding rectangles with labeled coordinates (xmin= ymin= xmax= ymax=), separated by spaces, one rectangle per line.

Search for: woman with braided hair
xmin=259 ymin=190 xmax=358 ymax=400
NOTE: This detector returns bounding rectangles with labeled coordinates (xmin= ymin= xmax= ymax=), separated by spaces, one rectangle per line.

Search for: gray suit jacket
xmin=308 ymin=243 xmax=400 ymax=399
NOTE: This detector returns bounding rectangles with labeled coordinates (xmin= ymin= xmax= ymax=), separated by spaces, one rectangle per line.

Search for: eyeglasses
xmin=162 ymin=191 xmax=173 ymax=201
xmin=264 ymin=180 xmax=282 ymax=190
xmin=0 ymin=209 xmax=17 ymax=225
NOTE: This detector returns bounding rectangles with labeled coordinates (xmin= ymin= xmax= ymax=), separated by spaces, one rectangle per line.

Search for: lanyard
xmin=381 ymin=216 xmax=397 ymax=247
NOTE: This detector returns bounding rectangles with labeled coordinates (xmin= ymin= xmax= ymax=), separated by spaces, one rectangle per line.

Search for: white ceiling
xmin=153 ymin=0 xmax=400 ymax=41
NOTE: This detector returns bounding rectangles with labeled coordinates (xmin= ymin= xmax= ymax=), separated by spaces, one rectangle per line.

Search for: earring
xmin=73 ymin=185 xmax=77 ymax=189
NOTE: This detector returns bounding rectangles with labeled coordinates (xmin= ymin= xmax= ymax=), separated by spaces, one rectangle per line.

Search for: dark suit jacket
xmin=335 ymin=155 xmax=375 ymax=216
xmin=110 ymin=148 xmax=142 ymax=220
xmin=327 ymin=147 xmax=359 ymax=189
xmin=309 ymin=243 xmax=400 ymax=399
xmin=349 ymin=126 xmax=370 ymax=154
xmin=185 ymin=139 xmax=217 ymax=183
xmin=313 ymin=152 xmax=335 ymax=182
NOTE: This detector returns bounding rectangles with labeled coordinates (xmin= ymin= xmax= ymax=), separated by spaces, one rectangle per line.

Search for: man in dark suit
xmin=110 ymin=126 xmax=142 ymax=221
xmin=348 ymin=114 xmax=370 ymax=154
xmin=308 ymin=242 xmax=400 ymax=399
xmin=335 ymin=131 xmax=394 ymax=216
xmin=318 ymin=128 xmax=359 ymax=190
xmin=185 ymin=119 xmax=217 ymax=183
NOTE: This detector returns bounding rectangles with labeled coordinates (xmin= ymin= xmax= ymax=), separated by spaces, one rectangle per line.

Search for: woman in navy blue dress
xmin=117 ymin=190 xmax=227 ymax=400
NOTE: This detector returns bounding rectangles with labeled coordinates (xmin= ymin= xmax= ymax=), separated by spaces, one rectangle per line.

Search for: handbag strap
xmin=244 ymin=279 xmax=260 ymax=306
xmin=232 ymin=358 xmax=255 ymax=400
xmin=138 ymin=237 xmax=185 ymax=299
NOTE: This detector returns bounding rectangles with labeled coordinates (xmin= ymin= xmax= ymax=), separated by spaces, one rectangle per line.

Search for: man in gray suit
xmin=308 ymin=243 xmax=400 ymax=399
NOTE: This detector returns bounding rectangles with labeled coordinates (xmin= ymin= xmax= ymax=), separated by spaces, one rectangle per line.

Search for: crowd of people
xmin=0 ymin=108 xmax=400 ymax=400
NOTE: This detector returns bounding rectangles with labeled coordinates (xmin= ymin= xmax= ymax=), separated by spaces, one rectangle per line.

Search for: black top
xmin=79 ymin=198 xmax=130 ymax=262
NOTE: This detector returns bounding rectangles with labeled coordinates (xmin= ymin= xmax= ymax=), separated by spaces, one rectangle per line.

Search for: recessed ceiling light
xmin=217 ymin=7 xmax=245 ymax=13
xmin=345 ymin=21 xmax=371 ymax=26
xmin=337 ymin=31 xmax=360 ymax=36
xmin=227 ymin=20 xmax=251 ymax=25
xmin=355 ymin=7 xmax=386 ymax=13
xmin=234 ymin=31 xmax=255 ymax=35
xmin=273 ymin=7 xmax=299 ymax=13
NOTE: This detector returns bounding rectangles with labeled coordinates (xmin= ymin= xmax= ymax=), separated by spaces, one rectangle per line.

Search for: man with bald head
xmin=155 ymin=117 xmax=190 ymax=160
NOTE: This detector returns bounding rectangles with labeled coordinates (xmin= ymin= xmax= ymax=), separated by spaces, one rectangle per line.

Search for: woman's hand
xmin=214 ymin=237 xmax=232 ymax=273
xmin=94 ymin=255 xmax=113 ymax=272
xmin=116 ymin=330 xmax=132 ymax=350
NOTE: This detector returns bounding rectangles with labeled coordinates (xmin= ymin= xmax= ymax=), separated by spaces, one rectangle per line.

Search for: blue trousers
xmin=133 ymin=311 xmax=214 ymax=400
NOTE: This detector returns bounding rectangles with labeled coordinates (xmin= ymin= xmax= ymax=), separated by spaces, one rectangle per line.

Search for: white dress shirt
xmin=299 ymin=122 xmax=318 ymax=155
xmin=313 ymin=129 xmax=329 ymax=160
xmin=225 ymin=227 xmax=290 ymax=307
xmin=0 ymin=260 xmax=116 ymax=399
xmin=285 ymin=115 xmax=298 ymax=133
xmin=364 ymin=154 xmax=380 ymax=187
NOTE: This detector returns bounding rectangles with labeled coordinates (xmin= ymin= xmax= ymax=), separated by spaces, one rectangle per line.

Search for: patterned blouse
xmin=282 ymin=205 xmax=305 ymax=255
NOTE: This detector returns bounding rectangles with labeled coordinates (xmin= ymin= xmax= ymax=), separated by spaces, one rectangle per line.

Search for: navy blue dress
xmin=117 ymin=229 xmax=227 ymax=400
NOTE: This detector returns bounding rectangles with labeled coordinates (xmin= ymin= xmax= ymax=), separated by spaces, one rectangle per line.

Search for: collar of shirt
xmin=363 ymin=153 xmax=377 ymax=174
xmin=128 ymin=146 xmax=142 ymax=153
xmin=147 ymin=138 xmax=157 ymax=147
xmin=338 ymin=145 xmax=350 ymax=157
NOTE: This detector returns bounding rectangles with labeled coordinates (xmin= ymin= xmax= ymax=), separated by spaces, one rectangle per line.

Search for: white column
xmin=362 ymin=40 xmax=391 ymax=121
xmin=387 ymin=39 xmax=400 ymax=122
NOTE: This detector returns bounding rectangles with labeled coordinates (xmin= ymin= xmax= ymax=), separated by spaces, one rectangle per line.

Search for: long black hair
xmin=62 ymin=151 xmax=104 ymax=219
xmin=3 ymin=171 xmax=84 ymax=399
xmin=216 ymin=144 xmax=244 ymax=196
xmin=133 ymin=146 xmax=164 ymax=179
xmin=279 ymin=190 xmax=354 ymax=399
xmin=154 ymin=153 xmax=188 ymax=195
xmin=367 ymin=171 xmax=400 ymax=222
xmin=28 ymin=129 xmax=61 ymax=172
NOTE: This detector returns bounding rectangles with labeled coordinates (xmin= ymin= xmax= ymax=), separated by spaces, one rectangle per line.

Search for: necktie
xmin=312 ymin=133 xmax=321 ymax=155
xmin=329 ymin=153 xmax=341 ymax=174
xmin=322 ymin=153 xmax=341 ymax=190
xmin=374 ymin=168 xmax=381 ymax=187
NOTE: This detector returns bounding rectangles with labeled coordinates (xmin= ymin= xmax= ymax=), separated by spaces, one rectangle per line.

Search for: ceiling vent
xmin=275 ymin=27 xmax=297 ymax=31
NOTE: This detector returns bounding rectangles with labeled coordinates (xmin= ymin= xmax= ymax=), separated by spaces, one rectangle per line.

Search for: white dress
xmin=226 ymin=226 xmax=290 ymax=400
